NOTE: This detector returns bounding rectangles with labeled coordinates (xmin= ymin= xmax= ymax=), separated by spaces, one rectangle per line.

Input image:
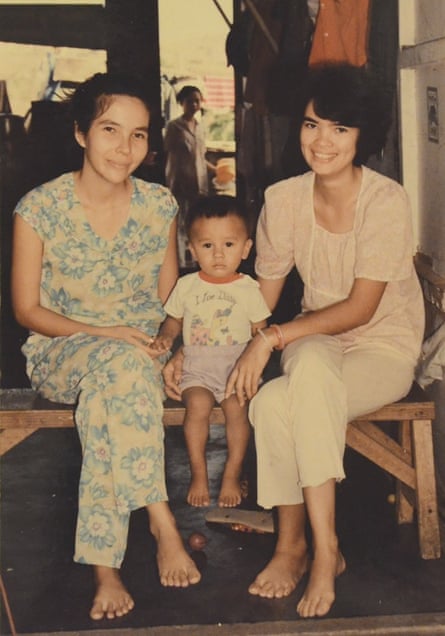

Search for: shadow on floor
xmin=1 ymin=424 xmax=445 ymax=634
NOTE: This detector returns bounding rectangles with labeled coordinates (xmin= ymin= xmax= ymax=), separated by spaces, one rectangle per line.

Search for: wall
xmin=399 ymin=0 xmax=445 ymax=278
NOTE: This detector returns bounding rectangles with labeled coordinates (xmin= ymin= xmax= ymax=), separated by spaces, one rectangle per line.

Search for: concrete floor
xmin=2 ymin=423 xmax=445 ymax=635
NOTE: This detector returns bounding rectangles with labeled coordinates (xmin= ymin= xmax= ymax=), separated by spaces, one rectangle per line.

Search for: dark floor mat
xmin=1 ymin=425 xmax=445 ymax=634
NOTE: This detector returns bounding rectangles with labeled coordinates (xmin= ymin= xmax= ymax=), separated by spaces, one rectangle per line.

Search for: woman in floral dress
xmin=11 ymin=72 xmax=200 ymax=621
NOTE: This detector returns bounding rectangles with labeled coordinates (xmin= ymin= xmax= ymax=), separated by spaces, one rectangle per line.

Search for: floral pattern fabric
xmin=15 ymin=173 xmax=177 ymax=567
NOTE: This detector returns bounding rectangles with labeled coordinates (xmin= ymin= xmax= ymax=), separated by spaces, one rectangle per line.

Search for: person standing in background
xmin=164 ymin=85 xmax=216 ymax=268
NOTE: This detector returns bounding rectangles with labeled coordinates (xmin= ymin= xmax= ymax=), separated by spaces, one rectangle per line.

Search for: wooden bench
xmin=0 ymin=382 xmax=440 ymax=560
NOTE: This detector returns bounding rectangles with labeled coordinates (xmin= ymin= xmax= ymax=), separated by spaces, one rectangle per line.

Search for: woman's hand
xmin=225 ymin=333 xmax=273 ymax=407
xmin=162 ymin=347 xmax=185 ymax=401
xmin=99 ymin=325 xmax=165 ymax=358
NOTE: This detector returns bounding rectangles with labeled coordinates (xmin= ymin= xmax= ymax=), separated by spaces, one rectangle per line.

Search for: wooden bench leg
xmin=412 ymin=418 xmax=441 ymax=559
xmin=396 ymin=420 xmax=414 ymax=524
xmin=0 ymin=428 xmax=39 ymax=456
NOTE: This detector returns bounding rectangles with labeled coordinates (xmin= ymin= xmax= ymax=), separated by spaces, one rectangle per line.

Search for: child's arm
xmin=251 ymin=319 xmax=268 ymax=337
xmin=149 ymin=315 xmax=183 ymax=356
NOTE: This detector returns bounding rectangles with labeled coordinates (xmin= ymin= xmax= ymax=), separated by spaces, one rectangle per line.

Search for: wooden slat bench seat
xmin=0 ymin=388 xmax=224 ymax=453
xmin=0 ymin=383 xmax=440 ymax=559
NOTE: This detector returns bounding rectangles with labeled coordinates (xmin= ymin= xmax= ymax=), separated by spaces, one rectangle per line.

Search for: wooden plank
xmin=346 ymin=423 xmax=416 ymax=489
xmin=0 ymin=410 xmax=74 ymax=429
xmin=353 ymin=401 xmax=435 ymax=421
xmin=396 ymin=420 xmax=415 ymax=524
xmin=0 ymin=428 xmax=38 ymax=455
xmin=352 ymin=421 xmax=413 ymax=465
xmin=0 ymin=406 xmax=224 ymax=429
xmin=411 ymin=419 xmax=442 ymax=559
xmin=163 ymin=405 xmax=224 ymax=426
xmin=0 ymin=390 xmax=225 ymax=428
xmin=0 ymin=5 xmax=105 ymax=49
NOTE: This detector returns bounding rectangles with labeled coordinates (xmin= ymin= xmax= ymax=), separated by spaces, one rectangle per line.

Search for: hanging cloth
xmin=308 ymin=0 xmax=372 ymax=67
xmin=0 ymin=80 xmax=12 ymax=113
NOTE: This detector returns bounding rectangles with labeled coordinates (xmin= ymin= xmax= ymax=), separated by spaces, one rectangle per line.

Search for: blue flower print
xmin=47 ymin=287 xmax=84 ymax=317
xmin=92 ymin=367 xmax=117 ymax=391
xmin=88 ymin=425 xmax=112 ymax=471
xmin=114 ymin=484 xmax=139 ymax=515
xmin=121 ymin=237 xmax=143 ymax=261
xmin=128 ymin=273 xmax=144 ymax=291
xmin=77 ymin=504 xmax=116 ymax=551
xmin=88 ymin=482 xmax=109 ymax=502
xmin=66 ymin=367 xmax=84 ymax=392
xmin=109 ymin=388 xmax=160 ymax=433
xmin=53 ymin=239 xmax=95 ymax=279
xmin=126 ymin=289 xmax=158 ymax=315
xmin=87 ymin=340 xmax=124 ymax=370
xmin=121 ymin=447 xmax=159 ymax=488
xmin=93 ymin=264 xmax=129 ymax=297
xmin=55 ymin=334 xmax=96 ymax=367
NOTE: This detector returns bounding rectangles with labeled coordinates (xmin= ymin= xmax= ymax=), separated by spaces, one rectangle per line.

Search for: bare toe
xmin=218 ymin=475 xmax=242 ymax=508
xmin=248 ymin=549 xmax=309 ymax=599
xmin=296 ymin=549 xmax=345 ymax=618
xmin=90 ymin=567 xmax=134 ymax=620
xmin=157 ymin=536 xmax=201 ymax=587
xmin=187 ymin=477 xmax=210 ymax=507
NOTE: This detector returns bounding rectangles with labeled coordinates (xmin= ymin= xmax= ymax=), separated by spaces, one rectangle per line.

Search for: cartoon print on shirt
xmin=190 ymin=307 xmax=234 ymax=345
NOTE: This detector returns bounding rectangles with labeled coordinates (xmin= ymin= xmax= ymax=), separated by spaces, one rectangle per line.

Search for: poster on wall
xmin=427 ymin=86 xmax=439 ymax=143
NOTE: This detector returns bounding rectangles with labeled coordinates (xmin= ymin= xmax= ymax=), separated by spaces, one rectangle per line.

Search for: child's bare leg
xmin=90 ymin=566 xmax=135 ymax=620
xmin=148 ymin=501 xmax=201 ymax=586
xmin=249 ymin=504 xmax=309 ymax=598
xmin=218 ymin=394 xmax=251 ymax=507
xmin=182 ymin=387 xmax=215 ymax=506
xmin=296 ymin=479 xmax=346 ymax=618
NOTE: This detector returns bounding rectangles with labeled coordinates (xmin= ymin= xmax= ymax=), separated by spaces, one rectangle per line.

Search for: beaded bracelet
xmin=257 ymin=328 xmax=274 ymax=352
xmin=270 ymin=324 xmax=285 ymax=350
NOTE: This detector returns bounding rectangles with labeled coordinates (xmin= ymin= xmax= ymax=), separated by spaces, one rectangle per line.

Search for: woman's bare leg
xmin=296 ymin=479 xmax=346 ymax=618
xmin=248 ymin=504 xmax=309 ymax=598
xmin=182 ymin=387 xmax=215 ymax=506
xmin=148 ymin=501 xmax=201 ymax=586
xmin=90 ymin=566 xmax=134 ymax=620
xmin=218 ymin=395 xmax=251 ymax=507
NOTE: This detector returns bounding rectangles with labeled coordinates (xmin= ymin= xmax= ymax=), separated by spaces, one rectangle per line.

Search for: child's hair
xmin=185 ymin=195 xmax=253 ymax=238
xmin=300 ymin=63 xmax=391 ymax=165
xmin=176 ymin=85 xmax=203 ymax=105
xmin=66 ymin=72 xmax=151 ymax=135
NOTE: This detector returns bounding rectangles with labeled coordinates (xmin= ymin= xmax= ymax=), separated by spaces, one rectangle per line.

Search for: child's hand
xmin=162 ymin=348 xmax=184 ymax=400
xmin=147 ymin=335 xmax=173 ymax=358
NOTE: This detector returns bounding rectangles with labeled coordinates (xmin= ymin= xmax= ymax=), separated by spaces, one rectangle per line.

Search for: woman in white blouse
xmin=165 ymin=63 xmax=424 ymax=619
xmin=224 ymin=63 xmax=424 ymax=618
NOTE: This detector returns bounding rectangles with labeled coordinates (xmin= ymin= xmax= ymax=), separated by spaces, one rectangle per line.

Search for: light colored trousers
xmin=249 ymin=335 xmax=415 ymax=508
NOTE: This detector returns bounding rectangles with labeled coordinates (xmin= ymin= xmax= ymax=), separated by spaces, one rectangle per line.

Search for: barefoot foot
xmin=187 ymin=475 xmax=210 ymax=507
xmin=148 ymin=501 xmax=201 ymax=587
xmin=90 ymin=566 xmax=134 ymax=620
xmin=218 ymin=474 xmax=242 ymax=508
xmin=248 ymin=549 xmax=309 ymax=599
xmin=156 ymin=528 xmax=201 ymax=587
xmin=296 ymin=549 xmax=346 ymax=618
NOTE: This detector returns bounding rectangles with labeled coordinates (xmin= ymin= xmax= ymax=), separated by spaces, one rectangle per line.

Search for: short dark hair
xmin=301 ymin=64 xmax=391 ymax=165
xmin=176 ymin=85 xmax=203 ymax=104
xmin=185 ymin=195 xmax=252 ymax=238
xmin=67 ymin=72 xmax=151 ymax=134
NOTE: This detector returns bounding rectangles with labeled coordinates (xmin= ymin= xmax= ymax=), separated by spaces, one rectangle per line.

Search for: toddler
xmin=153 ymin=195 xmax=270 ymax=507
